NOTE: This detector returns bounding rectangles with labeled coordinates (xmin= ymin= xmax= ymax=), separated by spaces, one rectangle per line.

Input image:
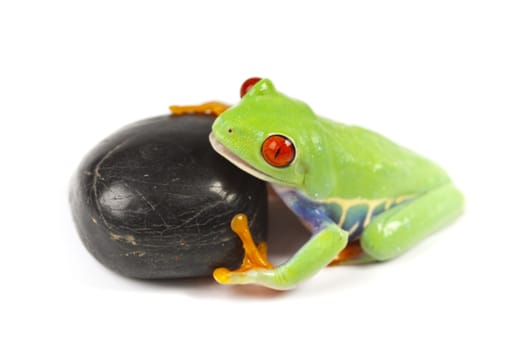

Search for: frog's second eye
xmin=261 ymin=135 xmax=295 ymax=167
xmin=240 ymin=77 xmax=262 ymax=98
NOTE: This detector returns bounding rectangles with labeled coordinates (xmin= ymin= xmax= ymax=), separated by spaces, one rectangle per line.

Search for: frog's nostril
xmin=228 ymin=128 xmax=233 ymax=134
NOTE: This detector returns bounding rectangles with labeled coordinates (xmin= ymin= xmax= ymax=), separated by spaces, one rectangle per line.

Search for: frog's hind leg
xmin=360 ymin=183 xmax=464 ymax=261
xmin=169 ymin=101 xmax=230 ymax=117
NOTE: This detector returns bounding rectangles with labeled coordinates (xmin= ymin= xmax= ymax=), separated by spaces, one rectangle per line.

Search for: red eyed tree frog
xmin=171 ymin=78 xmax=465 ymax=290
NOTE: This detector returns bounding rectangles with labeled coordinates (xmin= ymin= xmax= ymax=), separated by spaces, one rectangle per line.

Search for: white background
xmin=1 ymin=1 xmax=524 ymax=349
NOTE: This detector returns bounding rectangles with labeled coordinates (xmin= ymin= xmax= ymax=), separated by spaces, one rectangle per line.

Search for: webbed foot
xmin=213 ymin=214 xmax=273 ymax=285
xmin=328 ymin=241 xmax=371 ymax=266
xmin=169 ymin=101 xmax=230 ymax=117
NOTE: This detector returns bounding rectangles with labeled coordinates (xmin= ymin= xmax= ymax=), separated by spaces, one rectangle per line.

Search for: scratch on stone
xmin=123 ymin=251 xmax=145 ymax=257
xmin=131 ymin=186 xmax=168 ymax=227
xmin=91 ymin=217 xmax=98 ymax=224
xmin=170 ymin=201 xmax=222 ymax=231
xmin=110 ymin=232 xmax=137 ymax=245
xmin=93 ymin=141 xmax=126 ymax=185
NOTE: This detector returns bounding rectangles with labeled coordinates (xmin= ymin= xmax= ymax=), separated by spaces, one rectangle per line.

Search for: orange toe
xmin=329 ymin=241 xmax=364 ymax=266
xmin=169 ymin=101 xmax=230 ymax=117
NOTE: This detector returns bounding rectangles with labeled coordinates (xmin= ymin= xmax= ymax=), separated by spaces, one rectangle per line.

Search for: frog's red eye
xmin=261 ymin=135 xmax=295 ymax=167
xmin=240 ymin=77 xmax=262 ymax=98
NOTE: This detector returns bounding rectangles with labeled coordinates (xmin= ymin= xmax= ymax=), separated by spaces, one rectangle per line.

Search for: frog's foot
xmin=169 ymin=101 xmax=230 ymax=117
xmin=328 ymin=241 xmax=370 ymax=266
xmin=213 ymin=214 xmax=274 ymax=285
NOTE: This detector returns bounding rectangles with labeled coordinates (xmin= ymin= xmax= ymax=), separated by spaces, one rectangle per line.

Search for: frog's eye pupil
xmin=240 ymin=77 xmax=262 ymax=98
xmin=261 ymin=135 xmax=295 ymax=167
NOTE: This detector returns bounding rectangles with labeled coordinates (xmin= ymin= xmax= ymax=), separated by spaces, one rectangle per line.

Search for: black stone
xmin=70 ymin=115 xmax=267 ymax=279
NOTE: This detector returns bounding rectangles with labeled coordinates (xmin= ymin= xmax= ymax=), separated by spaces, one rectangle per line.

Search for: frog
xmin=171 ymin=78 xmax=465 ymax=290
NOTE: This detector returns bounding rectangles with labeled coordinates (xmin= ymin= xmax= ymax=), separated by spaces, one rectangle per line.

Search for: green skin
xmin=209 ymin=79 xmax=464 ymax=290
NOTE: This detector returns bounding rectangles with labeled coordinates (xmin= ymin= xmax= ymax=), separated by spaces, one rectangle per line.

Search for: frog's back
xmin=317 ymin=118 xmax=451 ymax=199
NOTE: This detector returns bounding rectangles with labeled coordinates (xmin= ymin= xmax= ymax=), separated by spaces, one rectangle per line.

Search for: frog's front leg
xmin=213 ymin=213 xmax=274 ymax=283
xmin=213 ymin=197 xmax=348 ymax=290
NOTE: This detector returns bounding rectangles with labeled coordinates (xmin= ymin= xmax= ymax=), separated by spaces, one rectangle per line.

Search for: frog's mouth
xmin=209 ymin=132 xmax=280 ymax=184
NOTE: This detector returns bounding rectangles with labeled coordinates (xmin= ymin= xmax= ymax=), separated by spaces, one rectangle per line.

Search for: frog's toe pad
xmin=213 ymin=267 xmax=233 ymax=284
xmin=213 ymin=267 xmax=265 ymax=285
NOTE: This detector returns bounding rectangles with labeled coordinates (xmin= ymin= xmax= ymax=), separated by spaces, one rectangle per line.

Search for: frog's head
xmin=210 ymin=78 xmax=335 ymax=198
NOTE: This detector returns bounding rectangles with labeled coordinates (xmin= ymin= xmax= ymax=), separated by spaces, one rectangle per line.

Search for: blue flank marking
xmin=277 ymin=188 xmax=406 ymax=241
xmin=277 ymin=190 xmax=332 ymax=233
xmin=290 ymin=196 xmax=330 ymax=233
